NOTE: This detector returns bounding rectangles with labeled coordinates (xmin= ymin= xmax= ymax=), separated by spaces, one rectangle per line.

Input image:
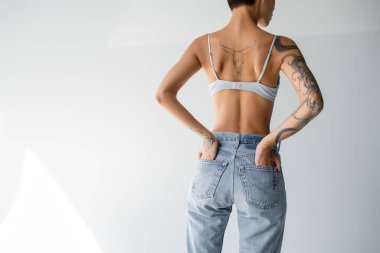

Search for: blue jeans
xmin=186 ymin=131 xmax=287 ymax=253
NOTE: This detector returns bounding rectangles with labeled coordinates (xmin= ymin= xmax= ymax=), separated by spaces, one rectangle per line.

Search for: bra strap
xmin=257 ymin=35 xmax=277 ymax=82
xmin=207 ymin=34 xmax=219 ymax=80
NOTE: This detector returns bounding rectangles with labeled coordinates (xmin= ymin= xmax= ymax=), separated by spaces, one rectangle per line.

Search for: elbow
xmin=317 ymin=94 xmax=325 ymax=112
xmin=313 ymin=96 xmax=324 ymax=115
xmin=301 ymin=94 xmax=324 ymax=116
xmin=311 ymin=89 xmax=324 ymax=113
xmin=319 ymin=99 xmax=324 ymax=112
xmin=155 ymin=91 xmax=164 ymax=104
xmin=155 ymin=89 xmax=176 ymax=104
xmin=155 ymin=88 xmax=166 ymax=104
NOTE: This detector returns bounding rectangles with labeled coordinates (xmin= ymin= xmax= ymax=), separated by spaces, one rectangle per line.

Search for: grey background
xmin=0 ymin=0 xmax=379 ymax=252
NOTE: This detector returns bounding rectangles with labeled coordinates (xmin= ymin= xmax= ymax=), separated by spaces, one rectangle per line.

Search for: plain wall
xmin=0 ymin=0 xmax=379 ymax=252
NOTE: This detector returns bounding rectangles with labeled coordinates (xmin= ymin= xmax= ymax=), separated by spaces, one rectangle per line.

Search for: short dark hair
xmin=227 ymin=0 xmax=256 ymax=11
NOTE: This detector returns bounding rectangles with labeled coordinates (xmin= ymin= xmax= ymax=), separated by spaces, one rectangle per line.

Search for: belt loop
xmin=233 ymin=133 xmax=240 ymax=148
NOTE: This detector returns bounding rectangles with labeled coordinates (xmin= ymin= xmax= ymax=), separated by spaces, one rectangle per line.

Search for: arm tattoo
xmin=275 ymin=128 xmax=298 ymax=144
xmin=287 ymin=53 xmax=323 ymax=113
xmin=273 ymin=37 xmax=324 ymax=147
xmin=203 ymin=136 xmax=216 ymax=150
xmin=189 ymin=125 xmax=216 ymax=150
xmin=274 ymin=36 xmax=299 ymax=52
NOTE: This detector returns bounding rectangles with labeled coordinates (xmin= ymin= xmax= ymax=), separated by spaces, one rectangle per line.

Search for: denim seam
xmin=238 ymin=168 xmax=280 ymax=210
xmin=191 ymin=162 xmax=229 ymax=199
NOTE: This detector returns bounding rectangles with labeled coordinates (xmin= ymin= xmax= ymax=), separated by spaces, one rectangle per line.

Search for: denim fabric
xmin=186 ymin=131 xmax=287 ymax=253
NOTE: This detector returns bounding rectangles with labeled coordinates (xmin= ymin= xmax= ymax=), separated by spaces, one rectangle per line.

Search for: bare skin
xmin=156 ymin=1 xmax=324 ymax=172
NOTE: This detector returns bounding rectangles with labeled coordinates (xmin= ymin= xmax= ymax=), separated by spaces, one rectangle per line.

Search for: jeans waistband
xmin=212 ymin=131 xmax=281 ymax=154
xmin=212 ymin=131 xmax=265 ymax=143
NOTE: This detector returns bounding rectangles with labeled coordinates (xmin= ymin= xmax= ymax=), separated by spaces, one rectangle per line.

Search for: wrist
xmin=202 ymin=134 xmax=217 ymax=146
xmin=260 ymin=135 xmax=276 ymax=148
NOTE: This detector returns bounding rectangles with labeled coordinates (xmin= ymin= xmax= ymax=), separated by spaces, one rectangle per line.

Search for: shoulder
xmin=188 ymin=33 xmax=210 ymax=51
xmin=182 ymin=34 xmax=208 ymax=57
xmin=267 ymin=34 xmax=305 ymax=70
xmin=189 ymin=32 xmax=221 ymax=49
xmin=182 ymin=33 xmax=214 ymax=66
xmin=272 ymin=34 xmax=302 ymax=54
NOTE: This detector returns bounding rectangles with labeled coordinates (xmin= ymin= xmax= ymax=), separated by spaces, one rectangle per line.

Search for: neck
xmin=224 ymin=6 xmax=260 ymax=35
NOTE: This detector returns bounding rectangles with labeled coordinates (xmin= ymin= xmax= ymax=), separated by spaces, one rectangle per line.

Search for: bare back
xmin=200 ymin=30 xmax=282 ymax=135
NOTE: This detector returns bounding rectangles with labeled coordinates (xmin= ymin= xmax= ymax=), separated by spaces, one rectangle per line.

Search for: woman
xmin=156 ymin=0 xmax=324 ymax=252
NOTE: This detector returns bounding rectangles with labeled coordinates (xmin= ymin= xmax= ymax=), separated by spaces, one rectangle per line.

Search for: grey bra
xmin=207 ymin=33 xmax=279 ymax=102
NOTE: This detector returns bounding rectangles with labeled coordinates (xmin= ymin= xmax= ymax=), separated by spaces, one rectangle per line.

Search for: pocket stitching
xmin=242 ymin=164 xmax=277 ymax=171
xmin=198 ymin=149 xmax=232 ymax=164
xmin=191 ymin=161 xmax=229 ymax=199
xmin=198 ymin=159 xmax=228 ymax=166
xmin=238 ymin=168 xmax=279 ymax=210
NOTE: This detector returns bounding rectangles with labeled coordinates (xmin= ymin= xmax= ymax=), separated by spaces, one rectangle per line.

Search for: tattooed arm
xmin=261 ymin=36 xmax=324 ymax=150
xmin=155 ymin=36 xmax=217 ymax=146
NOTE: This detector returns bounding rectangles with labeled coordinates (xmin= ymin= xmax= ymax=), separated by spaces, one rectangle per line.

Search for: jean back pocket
xmin=191 ymin=159 xmax=229 ymax=199
xmin=238 ymin=164 xmax=279 ymax=210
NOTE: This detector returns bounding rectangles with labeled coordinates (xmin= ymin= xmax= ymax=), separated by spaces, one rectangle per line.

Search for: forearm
xmin=156 ymin=93 xmax=215 ymax=142
xmin=261 ymin=95 xmax=324 ymax=150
